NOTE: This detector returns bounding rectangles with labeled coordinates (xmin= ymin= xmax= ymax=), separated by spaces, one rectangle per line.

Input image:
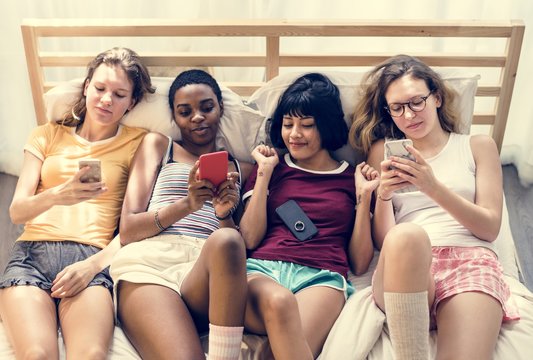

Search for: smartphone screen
xmin=79 ymin=159 xmax=102 ymax=183
xmin=384 ymin=139 xmax=415 ymax=162
xmin=198 ymin=151 xmax=228 ymax=187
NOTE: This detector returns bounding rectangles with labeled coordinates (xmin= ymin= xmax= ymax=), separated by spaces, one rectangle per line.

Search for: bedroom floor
xmin=1 ymin=166 xmax=532 ymax=291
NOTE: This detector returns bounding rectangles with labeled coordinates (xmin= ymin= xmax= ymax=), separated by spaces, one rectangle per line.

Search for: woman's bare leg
xmin=180 ymin=228 xmax=247 ymax=326
xmin=118 ymin=281 xmax=205 ymax=360
xmin=436 ymin=292 xmax=502 ymax=360
xmin=59 ymin=286 xmax=113 ymax=360
xmin=295 ymin=286 xmax=345 ymax=358
xmin=0 ymin=286 xmax=59 ymax=359
xmin=245 ymin=275 xmax=313 ymax=360
xmin=181 ymin=228 xmax=247 ymax=360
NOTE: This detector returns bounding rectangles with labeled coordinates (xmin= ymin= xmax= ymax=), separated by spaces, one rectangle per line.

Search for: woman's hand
xmin=388 ymin=145 xmax=439 ymax=196
xmin=53 ymin=167 xmax=107 ymax=206
xmin=355 ymin=161 xmax=380 ymax=198
xmin=213 ymin=172 xmax=240 ymax=219
xmin=187 ymin=161 xmax=217 ymax=212
xmin=376 ymin=158 xmax=408 ymax=200
xmin=251 ymin=144 xmax=279 ymax=174
xmin=50 ymin=258 xmax=100 ymax=298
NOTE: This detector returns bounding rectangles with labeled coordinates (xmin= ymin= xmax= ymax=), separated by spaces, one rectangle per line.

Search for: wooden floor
xmin=1 ymin=166 xmax=532 ymax=291
xmin=502 ymin=165 xmax=533 ymax=290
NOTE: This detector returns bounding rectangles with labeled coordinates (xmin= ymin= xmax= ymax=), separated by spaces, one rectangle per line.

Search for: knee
xmin=262 ymin=289 xmax=298 ymax=324
xmin=208 ymin=228 xmax=246 ymax=260
xmin=71 ymin=345 xmax=109 ymax=360
xmin=19 ymin=346 xmax=55 ymax=360
xmin=382 ymin=223 xmax=432 ymax=262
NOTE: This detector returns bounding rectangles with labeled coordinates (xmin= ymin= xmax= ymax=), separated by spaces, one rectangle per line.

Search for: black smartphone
xmin=275 ymin=200 xmax=318 ymax=241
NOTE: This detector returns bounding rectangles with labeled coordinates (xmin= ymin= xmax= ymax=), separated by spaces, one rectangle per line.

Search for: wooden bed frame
xmin=21 ymin=19 xmax=524 ymax=151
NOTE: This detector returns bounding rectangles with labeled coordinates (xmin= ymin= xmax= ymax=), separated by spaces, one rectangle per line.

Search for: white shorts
xmin=110 ymin=234 xmax=206 ymax=313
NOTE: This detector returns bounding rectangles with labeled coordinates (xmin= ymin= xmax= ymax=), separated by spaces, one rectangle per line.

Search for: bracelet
xmin=215 ymin=203 xmax=238 ymax=221
xmin=377 ymin=193 xmax=393 ymax=202
xmin=154 ymin=209 xmax=165 ymax=231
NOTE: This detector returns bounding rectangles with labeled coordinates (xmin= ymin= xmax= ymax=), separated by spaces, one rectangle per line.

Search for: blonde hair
xmin=59 ymin=47 xmax=155 ymax=127
xmin=349 ymin=55 xmax=459 ymax=155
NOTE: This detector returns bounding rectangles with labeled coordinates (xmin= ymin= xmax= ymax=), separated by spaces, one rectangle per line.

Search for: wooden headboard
xmin=21 ymin=19 xmax=524 ymax=152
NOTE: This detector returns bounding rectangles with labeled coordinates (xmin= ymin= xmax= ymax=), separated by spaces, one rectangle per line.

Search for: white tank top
xmin=392 ymin=132 xmax=496 ymax=252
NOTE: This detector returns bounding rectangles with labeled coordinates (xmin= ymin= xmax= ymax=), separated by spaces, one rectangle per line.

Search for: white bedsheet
xmin=1 ymin=202 xmax=532 ymax=359
xmin=2 ymin=269 xmax=531 ymax=360
xmin=320 ymin=276 xmax=533 ymax=360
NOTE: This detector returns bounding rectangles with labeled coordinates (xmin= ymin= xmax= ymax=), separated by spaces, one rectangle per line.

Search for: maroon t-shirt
xmin=243 ymin=154 xmax=356 ymax=278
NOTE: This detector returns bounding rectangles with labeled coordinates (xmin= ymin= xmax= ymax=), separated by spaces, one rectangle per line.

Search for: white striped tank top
xmin=147 ymin=138 xmax=241 ymax=239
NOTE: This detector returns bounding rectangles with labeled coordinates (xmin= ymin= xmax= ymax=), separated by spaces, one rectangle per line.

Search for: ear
xmin=128 ymin=98 xmax=136 ymax=111
xmin=83 ymin=79 xmax=89 ymax=97
xmin=434 ymin=92 xmax=442 ymax=108
xmin=219 ymin=100 xmax=224 ymax=118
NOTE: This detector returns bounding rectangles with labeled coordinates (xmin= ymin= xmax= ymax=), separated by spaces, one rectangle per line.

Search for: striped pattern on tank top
xmin=147 ymin=161 xmax=240 ymax=239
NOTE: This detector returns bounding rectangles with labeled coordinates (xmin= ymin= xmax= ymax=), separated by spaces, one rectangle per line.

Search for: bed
xmin=0 ymin=19 xmax=530 ymax=359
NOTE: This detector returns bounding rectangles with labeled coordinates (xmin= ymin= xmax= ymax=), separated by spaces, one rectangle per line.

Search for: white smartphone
xmin=78 ymin=159 xmax=102 ymax=183
xmin=384 ymin=139 xmax=415 ymax=163
xmin=383 ymin=139 xmax=417 ymax=193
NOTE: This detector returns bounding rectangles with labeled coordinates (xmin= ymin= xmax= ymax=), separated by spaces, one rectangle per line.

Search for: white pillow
xmin=247 ymin=70 xmax=479 ymax=165
xmin=44 ymin=77 xmax=266 ymax=163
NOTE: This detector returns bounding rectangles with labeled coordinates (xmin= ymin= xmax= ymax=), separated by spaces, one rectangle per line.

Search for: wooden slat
xmin=40 ymin=53 xmax=267 ymax=67
xmin=472 ymin=113 xmax=496 ymax=125
xmin=21 ymin=25 xmax=48 ymax=125
xmin=22 ymin=19 xmax=517 ymax=38
xmin=39 ymin=52 xmax=507 ymax=68
xmin=280 ymin=54 xmax=506 ymax=67
xmin=476 ymin=86 xmax=501 ymax=97
xmin=266 ymin=37 xmax=280 ymax=80
xmin=492 ymin=21 xmax=525 ymax=152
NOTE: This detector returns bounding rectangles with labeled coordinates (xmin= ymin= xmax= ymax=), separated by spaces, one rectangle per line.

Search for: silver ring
xmin=294 ymin=221 xmax=305 ymax=232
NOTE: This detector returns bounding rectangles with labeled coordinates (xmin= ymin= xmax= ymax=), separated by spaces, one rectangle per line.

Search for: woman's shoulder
xmin=120 ymin=124 xmax=149 ymax=138
xmin=468 ymin=133 xmax=496 ymax=147
xmin=468 ymin=133 xmax=499 ymax=161
xmin=30 ymin=121 xmax=70 ymax=138
xmin=137 ymin=131 xmax=171 ymax=155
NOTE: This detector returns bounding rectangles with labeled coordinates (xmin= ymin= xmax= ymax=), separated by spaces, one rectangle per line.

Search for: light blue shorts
xmin=246 ymin=258 xmax=354 ymax=299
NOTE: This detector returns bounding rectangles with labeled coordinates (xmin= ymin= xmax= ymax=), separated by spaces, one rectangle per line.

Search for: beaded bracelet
xmin=154 ymin=209 xmax=165 ymax=231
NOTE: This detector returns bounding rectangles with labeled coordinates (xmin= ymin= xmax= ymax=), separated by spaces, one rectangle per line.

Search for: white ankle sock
xmin=208 ymin=323 xmax=243 ymax=360
xmin=384 ymin=291 xmax=429 ymax=360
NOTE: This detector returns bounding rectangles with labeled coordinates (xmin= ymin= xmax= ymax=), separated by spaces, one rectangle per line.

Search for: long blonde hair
xmin=59 ymin=47 xmax=155 ymax=127
xmin=349 ymin=55 xmax=459 ymax=155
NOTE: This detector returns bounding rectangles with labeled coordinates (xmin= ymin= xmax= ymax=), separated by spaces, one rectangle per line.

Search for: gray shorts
xmin=0 ymin=240 xmax=113 ymax=295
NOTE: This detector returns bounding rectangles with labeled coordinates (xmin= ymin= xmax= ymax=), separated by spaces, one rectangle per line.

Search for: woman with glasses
xmin=349 ymin=54 xmax=519 ymax=360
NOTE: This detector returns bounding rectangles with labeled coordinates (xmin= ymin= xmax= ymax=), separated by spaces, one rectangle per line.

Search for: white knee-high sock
xmin=384 ymin=291 xmax=429 ymax=360
xmin=208 ymin=323 xmax=243 ymax=360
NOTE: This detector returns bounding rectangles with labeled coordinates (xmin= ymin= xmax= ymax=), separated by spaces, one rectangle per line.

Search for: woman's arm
xmin=367 ymin=140 xmax=397 ymax=249
xmin=391 ymin=135 xmax=502 ymax=242
xmin=239 ymin=145 xmax=278 ymax=249
xmin=348 ymin=162 xmax=379 ymax=275
xmin=10 ymin=152 xmax=106 ymax=224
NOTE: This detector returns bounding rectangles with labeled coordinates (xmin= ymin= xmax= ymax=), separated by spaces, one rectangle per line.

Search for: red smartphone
xmin=198 ymin=151 xmax=228 ymax=187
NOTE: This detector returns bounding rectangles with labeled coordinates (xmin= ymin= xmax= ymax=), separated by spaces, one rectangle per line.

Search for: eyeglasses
xmin=384 ymin=92 xmax=433 ymax=117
